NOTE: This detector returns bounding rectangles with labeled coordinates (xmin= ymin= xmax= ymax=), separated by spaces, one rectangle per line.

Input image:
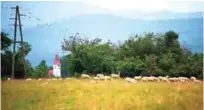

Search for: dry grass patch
xmin=1 ymin=79 xmax=203 ymax=110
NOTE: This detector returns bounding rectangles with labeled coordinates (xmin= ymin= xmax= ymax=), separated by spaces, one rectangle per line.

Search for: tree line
xmin=61 ymin=31 xmax=203 ymax=79
xmin=1 ymin=31 xmax=203 ymax=79
xmin=1 ymin=32 xmax=49 ymax=79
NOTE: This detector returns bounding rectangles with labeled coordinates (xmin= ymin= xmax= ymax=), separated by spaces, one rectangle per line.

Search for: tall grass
xmin=1 ymin=79 xmax=203 ymax=110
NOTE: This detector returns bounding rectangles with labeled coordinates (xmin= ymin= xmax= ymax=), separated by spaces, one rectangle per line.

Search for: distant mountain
xmin=2 ymin=13 xmax=203 ymax=66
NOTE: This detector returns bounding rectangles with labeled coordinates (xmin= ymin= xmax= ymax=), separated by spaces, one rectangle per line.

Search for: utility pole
xmin=10 ymin=5 xmax=27 ymax=79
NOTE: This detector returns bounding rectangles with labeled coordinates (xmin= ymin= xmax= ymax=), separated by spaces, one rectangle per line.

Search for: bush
xmin=74 ymin=72 xmax=81 ymax=78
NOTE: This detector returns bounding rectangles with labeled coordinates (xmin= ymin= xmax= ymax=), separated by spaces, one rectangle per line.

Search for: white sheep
xmin=99 ymin=76 xmax=106 ymax=80
xmin=81 ymin=74 xmax=91 ymax=79
xmin=180 ymin=79 xmax=185 ymax=82
xmin=26 ymin=78 xmax=32 ymax=81
xmin=178 ymin=77 xmax=189 ymax=82
xmin=125 ymin=77 xmax=136 ymax=83
xmin=104 ymin=76 xmax=112 ymax=80
xmin=7 ymin=78 xmax=11 ymax=80
xmin=146 ymin=77 xmax=154 ymax=82
xmin=111 ymin=74 xmax=120 ymax=79
xmin=141 ymin=77 xmax=148 ymax=82
xmin=134 ymin=76 xmax=142 ymax=80
xmin=159 ymin=77 xmax=169 ymax=83
xmin=190 ymin=76 xmax=196 ymax=81
xmin=98 ymin=76 xmax=112 ymax=81
xmin=174 ymin=77 xmax=180 ymax=82
xmin=150 ymin=76 xmax=159 ymax=82
xmin=97 ymin=74 xmax=104 ymax=78
xmin=93 ymin=76 xmax=99 ymax=80
xmin=169 ymin=78 xmax=176 ymax=82
xmin=38 ymin=78 xmax=42 ymax=81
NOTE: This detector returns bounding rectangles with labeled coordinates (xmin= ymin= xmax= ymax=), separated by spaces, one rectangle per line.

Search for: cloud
xmin=1 ymin=1 xmax=203 ymax=29
xmin=82 ymin=0 xmax=168 ymax=12
xmin=82 ymin=0 xmax=204 ymax=12
xmin=1 ymin=1 xmax=111 ymax=29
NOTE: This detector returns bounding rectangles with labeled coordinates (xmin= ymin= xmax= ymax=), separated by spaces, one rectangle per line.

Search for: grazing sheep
xmin=178 ymin=77 xmax=189 ymax=82
xmin=169 ymin=78 xmax=177 ymax=82
xmin=93 ymin=77 xmax=99 ymax=80
xmin=111 ymin=74 xmax=120 ymax=79
xmin=141 ymin=77 xmax=148 ymax=82
xmin=104 ymin=76 xmax=112 ymax=80
xmin=146 ymin=77 xmax=153 ymax=82
xmin=169 ymin=77 xmax=178 ymax=82
xmin=99 ymin=76 xmax=108 ymax=81
xmin=158 ymin=76 xmax=163 ymax=80
xmin=159 ymin=77 xmax=169 ymax=83
xmin=134 ymin=76 xmax=142 ymax=80
xmin=174 ymin=77 xmax=180 ymax=82
xmin=38 ymin=78 xmax=42 ymax=81
xmin=125 ymin=77 xmax=136 ymax=83
xmin=97 ymin=74 xmax=104 ymax=78
xmin=98 ymin=76 xmax=112 ymax=81
xmin=99 ymin=76 xmax=106 ymax=80
xmin=180 ymin=79 xmax=185 ymax=82
xmin=7 ymin=78 xmax=11 ymax=80
xmin=81 ymin=74 xmax=91 ymax=79
xmin=190 ymin=77 xmax=196 ymax=81
xmin=26 ymin=78 xmax=32 ymax=81
xmin=150 ymin=76 xmax=159 ymax=82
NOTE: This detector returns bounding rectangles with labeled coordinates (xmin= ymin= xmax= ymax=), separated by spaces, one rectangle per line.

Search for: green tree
xmin=1 ymin=32 xmax=32 ymax=78
xmin=61 ymin=31 xmax=203 ymax=78
xmin=33 ymin=60 xmax=49 ymax=78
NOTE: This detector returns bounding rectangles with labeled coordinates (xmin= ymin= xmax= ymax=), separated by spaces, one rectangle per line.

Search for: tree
xmin=1 ymin=32 xmax=32 ymax=78
xmin=1 ymin=32 xmax=12 ymax=51
xmin=61 ymin=31 xmax=203 ymax=78
xmin=60 ymin=55 xmax=70 ymax=77
xmin=33 ymin=60 xmax=49 ymax=78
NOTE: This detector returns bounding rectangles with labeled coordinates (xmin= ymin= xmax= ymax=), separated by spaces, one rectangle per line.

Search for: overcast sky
xmin=1 ymin=1 xmax=204 ymax=29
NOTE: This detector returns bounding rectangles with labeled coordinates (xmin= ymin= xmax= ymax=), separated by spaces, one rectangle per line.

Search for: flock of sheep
xmin=6 ymin=74 xmax=202 ymax=84
xmin=80 ymin=74 xmax=202 ymax=83
xmin=81 ymin=73 xmax=120 ymax=83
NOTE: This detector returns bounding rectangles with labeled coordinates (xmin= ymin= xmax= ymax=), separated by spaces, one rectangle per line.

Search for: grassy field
xmin=1 ymin=79 xmax=203 ymax=110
